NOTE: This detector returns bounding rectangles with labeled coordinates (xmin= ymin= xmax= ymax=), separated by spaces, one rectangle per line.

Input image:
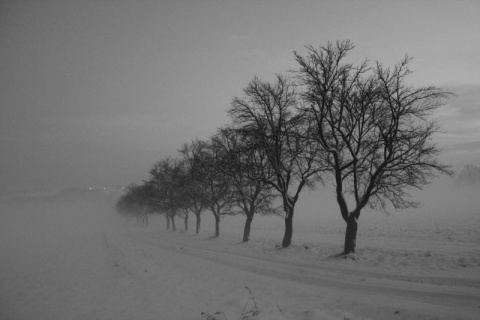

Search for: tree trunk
xmin=243 ymin=214 xmax=254 ymax=242
xmin=166 ymin=214 xmax=170 ymax=230
xmin=282 ymin=207 xmax=294 ymax=248
xmin=171 ymin=215 xmax=176 ymax=231
xmin=214 ymin=214 xmax=220 ymax=238
xmin=184 ymin=214 xmax=189 ymax=232
xmin=344 ymin=214 xmax=358 ymax=254
xmin=195 ymin=213 xmax=201 ymax=235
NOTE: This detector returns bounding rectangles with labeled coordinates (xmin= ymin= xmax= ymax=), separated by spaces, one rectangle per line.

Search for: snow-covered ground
xmin=0 ymin=188 xmax=479 ymax=320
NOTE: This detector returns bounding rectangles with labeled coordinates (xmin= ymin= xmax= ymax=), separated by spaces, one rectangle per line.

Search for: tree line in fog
xmin=116 ymin=40 xmax=453 ymax=255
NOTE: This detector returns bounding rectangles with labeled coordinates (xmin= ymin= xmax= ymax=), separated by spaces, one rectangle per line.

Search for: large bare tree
xmin=228 ymin=75 xmax=326 ymax=247
xmin=294 ymin=40 xmax=453 ymax=255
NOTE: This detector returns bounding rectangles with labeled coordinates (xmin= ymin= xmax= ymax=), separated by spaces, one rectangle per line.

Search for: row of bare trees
xmin=116 ymin=137 xmax=280 ymax=243
xmin=116 ymin=40 xmax=453 ymax=255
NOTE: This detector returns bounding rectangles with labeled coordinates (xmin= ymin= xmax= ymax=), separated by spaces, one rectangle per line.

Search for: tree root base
xmin=330 ymin=251 xmax=357 ymax=260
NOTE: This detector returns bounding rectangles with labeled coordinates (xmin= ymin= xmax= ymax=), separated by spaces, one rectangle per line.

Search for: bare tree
xmin=212 ymin=129 xmax=280 ymax=242
xmin=148 ymin=157 xmax=188 ymax=232
xmin=115 ymin=183 xmax=157 ymax=227
xmin=180 ymin=139 xmax=233 ymax=238
xmin=455 ymin=164 xmax=480 ymax=187
xmin=180 ymin=207 xmax=189 ymax=232
xmin=294 ymin=40 xmax=453 ymax=255
xmin=228 ymin=75 xmax=326 ymax=247
xmin=180 ymin=141 xmax=209 ymax=234
xmin=185 ymin=178 xmax=207 ymax=235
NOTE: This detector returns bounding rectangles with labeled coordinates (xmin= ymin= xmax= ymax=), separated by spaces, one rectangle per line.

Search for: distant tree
xmin=115 ymin=183 xmax=156 ymax=226
xmin=455 ymin=164 xmax=480 ymax=187
xmin=180 ymin=139 xmax=234 ymax=238
xmin=180 ymin=140 xmax=211 ymax=235
xmin=148 ymin=157 xmax=189 ymax=232
xmin=294 ymin=40 xmax=453 ymax=255
xmin=211 ymin=130 xmax=281 ymax=242
xmin=179 ymin=207 xmax=190 ymax=232
xmin=228 ymin=75 xmax=327 ymax=247
xmin=180 ymin=143 xmax=209 ymax=235
xmin=116 ymin=185 xmax=138 ymax=221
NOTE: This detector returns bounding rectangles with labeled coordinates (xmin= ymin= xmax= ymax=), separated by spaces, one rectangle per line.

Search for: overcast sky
xmin=1 ymin=0 xmax=479 ymax=193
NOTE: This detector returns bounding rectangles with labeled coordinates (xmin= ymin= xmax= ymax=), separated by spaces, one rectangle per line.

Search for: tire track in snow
xmin=127 ymin=231 xmax=480 ymax=313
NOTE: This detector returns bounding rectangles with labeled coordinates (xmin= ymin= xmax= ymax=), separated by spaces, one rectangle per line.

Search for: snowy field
xmin=0 ymin=186 xmax=479 ymax=320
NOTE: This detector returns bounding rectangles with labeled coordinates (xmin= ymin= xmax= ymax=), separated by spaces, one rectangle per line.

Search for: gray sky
xmin=1 ymin=0 xmax=479 ymax=193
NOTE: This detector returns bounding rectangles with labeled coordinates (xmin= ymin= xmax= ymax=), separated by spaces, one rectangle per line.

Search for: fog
xmin=1 ymin=176 xmax=479 ymax=319
xmin=0 ymin=190 xmax=126 ymax=319
xmin=2 ymin=1 xmax=479 ymax=317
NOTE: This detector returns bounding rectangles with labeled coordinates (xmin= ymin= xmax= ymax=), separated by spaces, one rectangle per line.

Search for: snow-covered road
xmin=125 ymin=229 xmax=480 ymax=320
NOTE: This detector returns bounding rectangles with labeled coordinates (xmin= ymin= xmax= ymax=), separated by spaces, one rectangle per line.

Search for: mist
xmin=0 ymin=189 xmax=127 ymax=319
xmin=1 ymin=171 xmax=479 ymax=319
xmin=1 ymin=1 xmax=479 ymax=318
